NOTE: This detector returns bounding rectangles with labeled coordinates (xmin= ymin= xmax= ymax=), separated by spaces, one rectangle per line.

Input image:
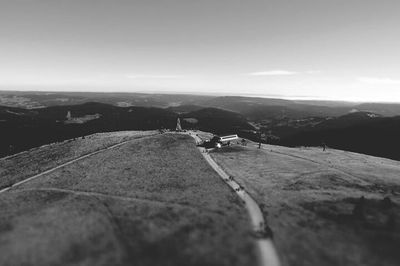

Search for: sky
xmin=0 ymin=0 xmax=400 ymax=102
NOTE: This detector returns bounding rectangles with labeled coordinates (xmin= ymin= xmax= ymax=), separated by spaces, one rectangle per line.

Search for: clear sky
xmin=0 ymin=0 xmax=399 ymax=102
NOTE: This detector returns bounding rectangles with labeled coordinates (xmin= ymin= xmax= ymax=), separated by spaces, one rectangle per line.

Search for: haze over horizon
xmin=1 ymin=0 xmax=399 ymax=102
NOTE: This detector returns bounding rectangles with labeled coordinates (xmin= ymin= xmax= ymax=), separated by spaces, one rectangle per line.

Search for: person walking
xmin=322 ymin=142 xmax=327 ymax=151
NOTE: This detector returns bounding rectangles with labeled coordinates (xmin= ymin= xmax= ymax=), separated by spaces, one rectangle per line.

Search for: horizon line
xmin=1 ymin=88 xmax=396 ymax=104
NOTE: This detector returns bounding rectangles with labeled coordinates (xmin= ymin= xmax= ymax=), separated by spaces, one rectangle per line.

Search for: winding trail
xmin=12 ymin=187 xmax=225 ymax=214
xmin=190 ymin=133 xmax=281 ymax=266
xmin=0 ymin=133 xmax=159 ymax=194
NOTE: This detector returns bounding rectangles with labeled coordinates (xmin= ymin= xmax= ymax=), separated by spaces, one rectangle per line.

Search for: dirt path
xmin=190 ymin=133 xmax=281 ymax=266
xmin=13 ymin=187 xmax=224 ymax=214
xmin=0 ymin=133 xmax=159 ymax=194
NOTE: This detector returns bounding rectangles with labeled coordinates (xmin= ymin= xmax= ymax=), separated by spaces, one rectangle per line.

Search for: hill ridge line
xmin=0 ymin=132 xmax=104 ymax=161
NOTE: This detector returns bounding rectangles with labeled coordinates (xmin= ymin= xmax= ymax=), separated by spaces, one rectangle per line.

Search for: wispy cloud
xmin=358 ymin=77 xmax=400 ymax=85
xmin=126 ymin=74 xmax=184 ymax=79
xmin=246 ymin=70 xmax=321 ymax=76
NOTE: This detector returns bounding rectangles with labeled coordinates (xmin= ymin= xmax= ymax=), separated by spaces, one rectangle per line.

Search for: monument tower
xmin=175 ymin=117 xmax=182 ymax=131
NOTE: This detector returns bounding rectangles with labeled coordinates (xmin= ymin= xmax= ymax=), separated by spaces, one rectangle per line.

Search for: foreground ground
xmin=0 ymin=132 xmax=256 ymax=266
xmin=210 ymin=141 xmax=400 ymax=266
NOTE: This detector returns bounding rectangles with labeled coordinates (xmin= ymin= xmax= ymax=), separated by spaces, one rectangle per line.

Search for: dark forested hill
xmin=0 ymin=103 xmax=177 ymax=157
xmin=181 ymin=107 xmax=255 ymax=135
xmin=277 ymin=115 xmax=400 ymax=160
xmin=200 ymin=96 xmax=352 ymax=119
xmin=0 ymin=103 xmax=257 ymax=157
xmin=2 ymin=91 xmax=400 ymax=160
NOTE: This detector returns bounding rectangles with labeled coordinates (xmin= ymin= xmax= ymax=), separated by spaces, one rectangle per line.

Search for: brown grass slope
xmin=0 ymin=131 xmax=157 ymax=190
xmin=210 ymin=143 xmax=400 ymax=266
xmin=0 ymin=133 xmax=256 ymax=266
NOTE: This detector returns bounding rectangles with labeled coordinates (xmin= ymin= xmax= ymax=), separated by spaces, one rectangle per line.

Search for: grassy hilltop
xmin=210 ymin=142 xmax=400 ymax=266
xmin=2 ymin=129 xmax=400 ymax=266
xmin=0 ymin=132 xmax=256 ymax=266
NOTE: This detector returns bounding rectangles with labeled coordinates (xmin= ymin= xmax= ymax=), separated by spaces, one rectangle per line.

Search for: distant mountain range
xmin=2 ymin=91 xmax=400 ymax=117
xmin=0 ymin=102 xmax=255 ymax=157
xmin=1 ymin=91 xmax=400 ymax=160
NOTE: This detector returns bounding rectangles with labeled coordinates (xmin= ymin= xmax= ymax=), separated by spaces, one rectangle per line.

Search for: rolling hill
xmin=200 ymin=96 xmax=352 ymax=119
xmin=0 ymin=132 xmax=256 ymax=266
xmin=0 ymin=102 xmax=178 ymax=157
xmin=277 ymin=113 xmax=400 ymax=160
xmin=2 ymin=130 xmax=399 ymax=266
xmin=3 ymin=91 xmax=400 ymax=119
xmin=210 ymin=140 xmax=400 ymax=266
xmin=181 ymin=107 xmax=255 ymax=135
xmin=0 ymin=102 xmax=256 ymax=158
xmin=2 ymin=91 xmax=400 ymax=161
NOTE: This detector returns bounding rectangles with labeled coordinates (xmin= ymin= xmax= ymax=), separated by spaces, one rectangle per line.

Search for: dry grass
xmin=0 ymin=133 xmax=256 ymax=266
xmin=0 ymin=131 xmax=156 ymax=189
xmin=210 ymin=143 xmax=400 ymax=266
